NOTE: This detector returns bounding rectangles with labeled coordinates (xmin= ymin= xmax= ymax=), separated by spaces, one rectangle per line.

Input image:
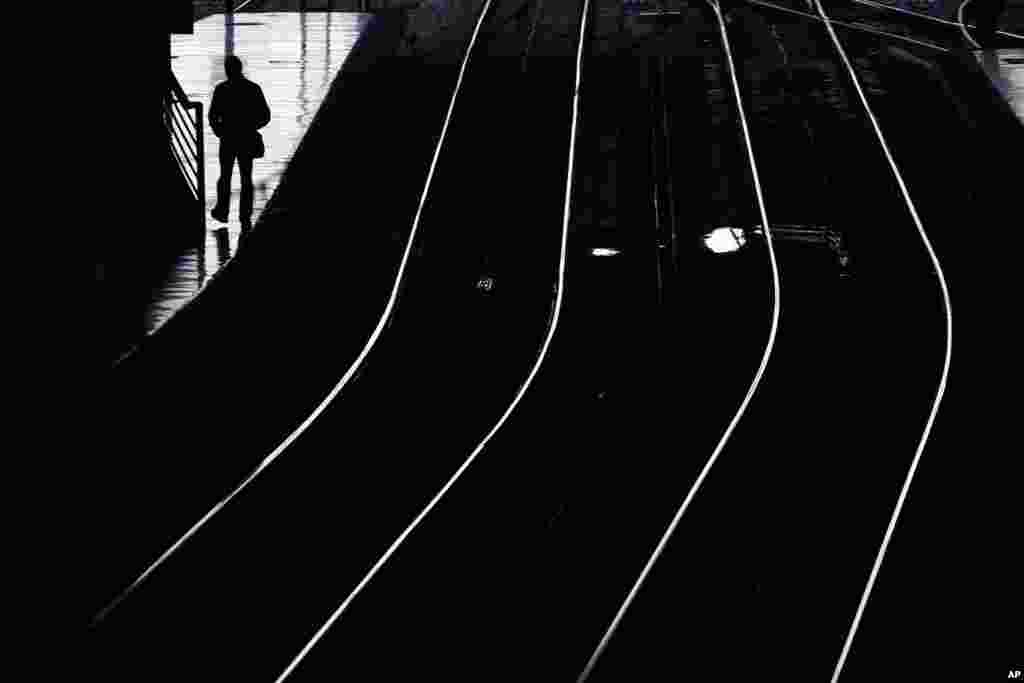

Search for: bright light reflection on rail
xmin=704 ymin=227 xmax=746 ymax=253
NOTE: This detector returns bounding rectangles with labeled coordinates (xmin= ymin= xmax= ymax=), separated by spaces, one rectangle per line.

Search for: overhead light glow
xmin=704 ymin=227 xmax=746 ymax=254
xmin=590 ymin=248 xmax=621 ymax=256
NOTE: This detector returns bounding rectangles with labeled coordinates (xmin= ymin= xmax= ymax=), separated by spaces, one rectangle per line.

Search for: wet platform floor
xmin=143 ymin=11 xmax=372 ymax=341
xmin=974 ymin=46 xmax=1024 ymax=120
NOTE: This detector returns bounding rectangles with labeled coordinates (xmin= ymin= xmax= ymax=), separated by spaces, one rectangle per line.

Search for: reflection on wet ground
xmin=975 ymin=47 xmax=1024 ymax=120
xmin=704 ymin=225 xmax=747 ymax=252
xmin=146 ymin=11 xmax=371 ymax=332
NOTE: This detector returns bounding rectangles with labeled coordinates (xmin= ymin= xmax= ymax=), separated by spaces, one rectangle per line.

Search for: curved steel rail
xmin=273 ymin=0 xmax=591 ymax=678
xmin=92 ymin=0 xmax=495 ymax=628
xmin=846 ymin=0 xmax=1024 ymax=41
xmin=803 ymin=1 xmax=953 ymax=681
xmin=745 ymin=0 xmax=950 ymax=52
xmin=578 ymin=0 xmax=783 ymax=678
xmin=958 ymin=0 xmax=983 ymax=48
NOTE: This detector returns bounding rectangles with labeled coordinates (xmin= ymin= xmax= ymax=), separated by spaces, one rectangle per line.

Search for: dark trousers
xmin=214 ymin=141 xmax=254 ymax=224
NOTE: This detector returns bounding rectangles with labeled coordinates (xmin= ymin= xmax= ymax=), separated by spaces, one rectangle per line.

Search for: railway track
xmin=92 ymin=1 xmax=582 ymax=679
xmin=583 ymin=0 xmax=953 ymax=679
xmin=92 ymin=0 xmax=1021 ymax=678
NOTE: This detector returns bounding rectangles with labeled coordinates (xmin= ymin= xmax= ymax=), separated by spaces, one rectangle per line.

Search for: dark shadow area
xmin=282 ymin=45 xmax=784 ymax=679
xmin=593 ymin=4 xmax=1022 ymax=680
xmin=89 ymin=8 xmax=443 ymax=618
xmin=88 ymin=1 xmax=1022 ymax=680
xmin=98 ymin=135 xmax=205 ymax=365
xmin=90 ymin=8 xmax=578 ymax=681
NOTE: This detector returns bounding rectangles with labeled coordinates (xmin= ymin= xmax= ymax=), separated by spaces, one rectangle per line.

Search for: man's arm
xmin=255 ymin=84 xmax=271 ymax=130
xmin=208 ymin=84 xmax=223 ymax=137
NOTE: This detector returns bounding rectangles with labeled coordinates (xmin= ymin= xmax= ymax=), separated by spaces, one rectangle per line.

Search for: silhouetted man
xmin=209 ymin=55 xmax=271 ymax=229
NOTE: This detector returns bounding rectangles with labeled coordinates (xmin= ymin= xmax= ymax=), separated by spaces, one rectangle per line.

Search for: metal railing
xmin=164 ymin=69 xmax=205 ymax=226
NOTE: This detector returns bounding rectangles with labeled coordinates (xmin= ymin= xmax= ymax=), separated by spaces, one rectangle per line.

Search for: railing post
xmin=168 ymin=67 xmax=207 ymax=233
xmin=195 ymin=102 xmax=205 ymax=231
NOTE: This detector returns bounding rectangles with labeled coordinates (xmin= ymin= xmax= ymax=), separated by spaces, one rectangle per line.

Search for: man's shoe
xmin=211 ymin=207 xmax=229 ymax=223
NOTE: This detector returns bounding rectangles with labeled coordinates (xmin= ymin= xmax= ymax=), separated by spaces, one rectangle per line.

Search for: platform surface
xmin=150 ymin=11 xmax=372 ymax=332
xmin=974 ymin=47 xmax=1024 ymax=120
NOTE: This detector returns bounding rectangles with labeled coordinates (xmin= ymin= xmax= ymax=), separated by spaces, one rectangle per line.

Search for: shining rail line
xmin=958 ymin=0 xmax=984 ymax=48
xmin=272 ymin=0 xmax=590 ymax=678
xmin=578 ymin=0 xmax=783 ymax=678
xmin=744 ymin=0 xmax=951 ymax=52
xmin=848 ymin=0 xmax=1024 ymax=41
xmin=93 ymin=0 xmax=495 ymax=626
xmin=804 ymin=0 xmax=954 ymax=680
xmin=100 ymin=0 xmax=978 ymax=676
